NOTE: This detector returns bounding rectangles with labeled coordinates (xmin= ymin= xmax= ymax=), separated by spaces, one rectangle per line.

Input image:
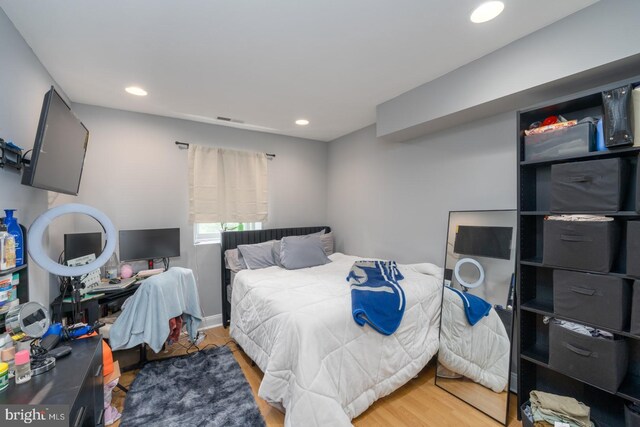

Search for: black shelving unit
xmin=0 ymin=224 xmax=29 ymax=332
xmin=517 ymin=77 xmax=640 ymax=427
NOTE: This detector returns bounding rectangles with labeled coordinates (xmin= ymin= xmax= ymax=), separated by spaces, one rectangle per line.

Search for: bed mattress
xmin=230 ymin=253 xmax=442 ymax=427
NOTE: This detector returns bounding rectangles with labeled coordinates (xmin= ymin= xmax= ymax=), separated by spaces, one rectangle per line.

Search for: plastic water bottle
xmin=105 ymin=253 xmax=119 ymax=279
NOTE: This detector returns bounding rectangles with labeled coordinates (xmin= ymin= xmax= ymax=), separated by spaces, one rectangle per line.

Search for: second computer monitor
xmin=64 ymin=232 xmax=102 ymax=262
xmin=119 ymin=228 xmax=180 ymax=264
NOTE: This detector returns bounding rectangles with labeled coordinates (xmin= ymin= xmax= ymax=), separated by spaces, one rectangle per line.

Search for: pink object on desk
xmin=120 ymin=264 xmax=133 ymax=279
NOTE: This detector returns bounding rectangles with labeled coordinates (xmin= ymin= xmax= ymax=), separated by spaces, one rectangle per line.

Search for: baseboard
xmin=510 ymin=372 xmax=518 ymax=394
xmin=199 ymin=314 xmax=223 ymax=330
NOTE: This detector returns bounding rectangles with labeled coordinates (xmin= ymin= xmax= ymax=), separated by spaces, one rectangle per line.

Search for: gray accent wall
xmin=0 ymin=8 xmax=67 ymax=306
xmin=49 ymin=104 xmax=329 ymax=318
xmin=327 ymin=113 xmax=517 ymax=266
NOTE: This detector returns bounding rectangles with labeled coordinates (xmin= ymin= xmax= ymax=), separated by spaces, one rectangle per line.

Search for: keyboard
xmin=88 ymin=277 xmax=139 ymax=293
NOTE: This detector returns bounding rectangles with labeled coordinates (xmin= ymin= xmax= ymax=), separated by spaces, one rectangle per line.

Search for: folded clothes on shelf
xmin=543 ymin=317 xmax=614 ymax=339
xmin=530 ymin=390 xmax=594 ymax=427
xmin=546 ymin=215 xmax=613 ymax=222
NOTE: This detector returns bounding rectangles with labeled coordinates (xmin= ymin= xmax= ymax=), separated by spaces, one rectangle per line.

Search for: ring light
xmin=28 ymin=203 xmax=116 ymax=277
xmin=453 ymin=258 xmax=485 ymax=289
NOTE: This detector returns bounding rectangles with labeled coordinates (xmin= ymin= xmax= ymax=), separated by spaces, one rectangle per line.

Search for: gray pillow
xmin=224 ymin=249 xmax=247 ymax=273
xmin=279 ymin=234 xmax=331 ymax=270
xmin=272 ymin=230 xmax=332 ymax=267
xmin=237 ymin=240 xmax=277 ymax=270
xmin=272 ymin=241 xmax=283 ymax=267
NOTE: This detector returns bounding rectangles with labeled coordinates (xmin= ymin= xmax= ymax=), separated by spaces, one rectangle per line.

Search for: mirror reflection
xmin=436 ymin=210 xmax=516 ymax=425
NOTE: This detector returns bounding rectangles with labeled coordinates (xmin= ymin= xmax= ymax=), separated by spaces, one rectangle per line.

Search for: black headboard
xmin=220 ymin=225 xmax=331 ymax=327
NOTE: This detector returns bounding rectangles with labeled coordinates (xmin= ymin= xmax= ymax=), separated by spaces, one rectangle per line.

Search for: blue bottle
xmin=3 ymin=210 xmax=23 ymax=266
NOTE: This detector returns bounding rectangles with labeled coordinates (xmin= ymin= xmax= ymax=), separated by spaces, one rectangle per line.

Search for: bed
xmin=437 ymin=288 xmax=511 ymax=393
xmin=223 ymin=227 xmax=443 ymax=427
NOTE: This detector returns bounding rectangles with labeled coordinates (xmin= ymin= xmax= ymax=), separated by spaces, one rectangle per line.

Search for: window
xmin=194 ymin=222 xmax=262 ymax=244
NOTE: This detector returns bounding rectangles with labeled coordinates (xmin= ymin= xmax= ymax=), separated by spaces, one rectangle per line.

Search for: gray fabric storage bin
xmin=543 ymin=219 xmax=620 ymax=272
xmin=548 ymin=321 xmax=628 ymax=393
xmin=524 ymin=122 xmax=595 ymax=161
xmin=553 ymin=270 xmax=631 ymax=330
xmin=550 ymin=158 xmax=629 ymax=213
xmin=626 ymin=403 xmax=640 ymax=427
xmin=628 ymin=222 xmax=640 ymax=277
xmin=631 ymin=281 xmax=640 ymax=336
xmin=520 ymin=402 xmax=534 ymax=427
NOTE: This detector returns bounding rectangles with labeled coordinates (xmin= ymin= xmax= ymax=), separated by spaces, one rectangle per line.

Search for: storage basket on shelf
xmin=543 ymin=218 xmax=620 ymax=273
xmin=553 ymin=270 xmax=631 ymax=331
xmin=520 ymin=401 xmax=534 ymax=427
xmin=548 ymin=321 xmax=628 ymax=393
xmin=627 ymin=221 xmax=640 ymax=277
xmin=550 ymin=157 xmax=629 ymax=213
xmin=626 ymin=403 xmax=640 ymax=427
xmin=524 ymin=122 xmax=596 ymax=162
xmin=630 ymin=281 xmax=640 ymax=336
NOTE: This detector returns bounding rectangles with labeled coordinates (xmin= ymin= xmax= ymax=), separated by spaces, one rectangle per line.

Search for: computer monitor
xmin=64 ymin=232 xmax=102 ymax=262
xmin=119 ymin=228 xmax=180 ymax=269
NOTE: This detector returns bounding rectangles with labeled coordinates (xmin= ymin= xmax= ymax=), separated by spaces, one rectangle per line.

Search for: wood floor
xmin=111 ymin=327 xmax=522 ymax=426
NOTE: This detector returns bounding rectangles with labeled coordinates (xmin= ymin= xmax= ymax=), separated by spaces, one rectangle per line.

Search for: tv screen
xmin=454 ymin=225 xmax=513 ymax=260
xmin=21 ymin=86 xmax=89 ymax=195
xmin=119 ymin=228 xmax=181 ymax=262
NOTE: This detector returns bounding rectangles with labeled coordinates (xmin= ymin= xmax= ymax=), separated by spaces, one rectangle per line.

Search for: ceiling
xmin=1 ymin=0 xmax=598 ymax=141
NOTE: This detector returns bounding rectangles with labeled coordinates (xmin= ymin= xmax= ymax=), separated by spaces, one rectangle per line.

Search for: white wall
xmin=377 ymin=0 xmax=640 ymax=141
xmin=49 ymin=104 xmax=328 ymax=318
xmin=0 ymin=8 xmax=68 ymax=306
xmin=327 ymin=112 xmax=517 ymax=266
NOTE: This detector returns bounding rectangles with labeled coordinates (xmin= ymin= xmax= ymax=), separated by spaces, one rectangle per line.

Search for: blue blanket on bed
xmin=446 ymin=286 xmax=492 ymax=326
xmin=347 ymin=260 xmax=405 ymax=335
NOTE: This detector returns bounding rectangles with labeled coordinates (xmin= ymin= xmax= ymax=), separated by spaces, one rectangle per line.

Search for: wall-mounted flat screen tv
xmin=21 ymin=86 xmax=89 ymax=195
xmin=454 ymin=225 xmax=513 ymax=260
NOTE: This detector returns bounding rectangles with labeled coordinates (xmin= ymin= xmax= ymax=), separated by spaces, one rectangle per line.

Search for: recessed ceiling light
xmin=470 ymin=1 xmax=504 ymax=23
xmin=295 ymin=119 xmax=310 ymax=126
xmin=125 ymin=86 xmax=148 ymax=96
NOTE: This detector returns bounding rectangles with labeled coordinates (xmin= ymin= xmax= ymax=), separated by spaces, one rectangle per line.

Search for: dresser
xmin=0 ymin=336 xmax=104 ymax=427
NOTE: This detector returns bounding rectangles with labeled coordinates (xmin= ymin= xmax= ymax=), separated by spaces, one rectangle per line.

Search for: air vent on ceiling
xmin=216 ymin=116 xmax=244 ymax=124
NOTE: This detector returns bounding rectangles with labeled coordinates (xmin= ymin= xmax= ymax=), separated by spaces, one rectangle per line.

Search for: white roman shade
xmin=188 ymin=145 xmax=268 ymax=224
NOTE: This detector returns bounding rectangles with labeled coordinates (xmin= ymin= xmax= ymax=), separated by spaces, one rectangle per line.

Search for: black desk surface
xmin=0 ymin=336 xmax=101 ymax=405
xmin=51 ymin=282 xmax=142 ymax=306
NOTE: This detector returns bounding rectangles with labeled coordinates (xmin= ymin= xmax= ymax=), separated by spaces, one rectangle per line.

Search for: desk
xmin=51 ymin=283 xmax=142 ymax=325
xmin=0 ymin=336 xmax=104 ymax=427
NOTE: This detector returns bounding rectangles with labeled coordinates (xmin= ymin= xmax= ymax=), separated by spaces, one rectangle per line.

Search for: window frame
xmin=193 ymin=222 xmax=262 ymax=245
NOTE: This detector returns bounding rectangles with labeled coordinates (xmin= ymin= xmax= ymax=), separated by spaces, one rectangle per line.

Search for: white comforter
xmin=230 ymin=253 xmax=442 ymax=427
xmin=438 ymin=287 xmax=510 ymax=393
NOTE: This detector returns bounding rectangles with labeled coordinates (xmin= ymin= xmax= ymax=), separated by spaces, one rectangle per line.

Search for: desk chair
xmin=108 ymin=267 xmax=203 ymax=353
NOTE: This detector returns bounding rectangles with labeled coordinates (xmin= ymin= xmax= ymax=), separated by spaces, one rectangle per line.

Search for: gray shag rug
xmin=120 ymin=346 xmax=265 ymax=427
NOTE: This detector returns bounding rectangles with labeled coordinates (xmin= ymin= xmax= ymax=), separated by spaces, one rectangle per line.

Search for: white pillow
xmin=320 ymin=232 xmax=334 ymax=255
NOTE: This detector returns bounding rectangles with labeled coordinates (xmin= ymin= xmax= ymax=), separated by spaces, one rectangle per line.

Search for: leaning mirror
xmin=435 ymin=210 xmax=516 ymax=425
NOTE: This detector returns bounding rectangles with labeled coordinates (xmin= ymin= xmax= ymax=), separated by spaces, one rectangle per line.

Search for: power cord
xmin=30 ymin=340 xmax=50 ymax=364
